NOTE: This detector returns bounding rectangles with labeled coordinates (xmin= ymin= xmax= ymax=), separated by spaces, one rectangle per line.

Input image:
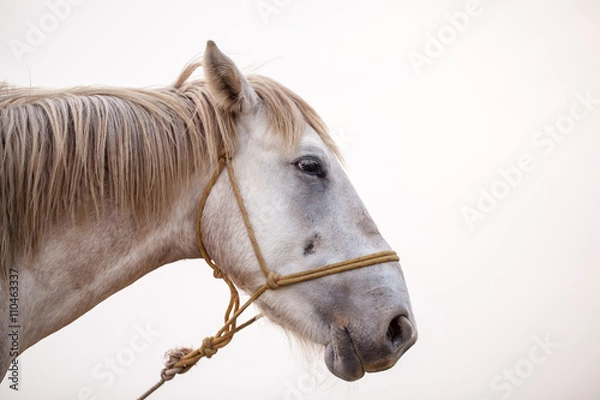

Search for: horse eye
xmin=295 ymin=158 xmax=325 ymax=178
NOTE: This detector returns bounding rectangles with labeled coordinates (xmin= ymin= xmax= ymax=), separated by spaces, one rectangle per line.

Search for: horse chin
xmin=324 ymin=330 xmax=365 ymax=382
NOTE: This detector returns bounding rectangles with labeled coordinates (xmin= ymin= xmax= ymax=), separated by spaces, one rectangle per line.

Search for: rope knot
xmin=213 ymin=267 xmax=224 ymax=279
xmin=160 ymin=367 xmax=180 ymax=382
xmin=160 ymin=347 xmax=193 ymax=381
xmin=219 ymin=153 xmax=232 ymax=164
xmin=266 ymin=270 xmax=280 ymax=289
xmin=202 ymin=337 xmax=218 ymax=358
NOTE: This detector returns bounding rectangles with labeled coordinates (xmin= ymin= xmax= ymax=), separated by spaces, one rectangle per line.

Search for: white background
xmin=1 ymin=1 xmax=599 ymax=399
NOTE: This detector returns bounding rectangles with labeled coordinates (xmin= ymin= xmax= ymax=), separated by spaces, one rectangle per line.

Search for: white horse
xmin=0 ymin=41 xmax=417 ymax=389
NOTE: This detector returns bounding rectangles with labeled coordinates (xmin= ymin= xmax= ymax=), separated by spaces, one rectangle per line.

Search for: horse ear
xmin=203 ymin=40 xmax=257 ymax=114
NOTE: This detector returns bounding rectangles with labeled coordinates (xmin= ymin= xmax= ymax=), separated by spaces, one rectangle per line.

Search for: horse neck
xmin=13 ymin=174 xmax=205 ymax=352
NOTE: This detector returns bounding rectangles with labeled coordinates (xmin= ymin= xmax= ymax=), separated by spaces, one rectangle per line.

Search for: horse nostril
xmin=386 ymin=314 xmax=413 ymax=350
xmin=386 ymin=315 xmax=403 ymax=347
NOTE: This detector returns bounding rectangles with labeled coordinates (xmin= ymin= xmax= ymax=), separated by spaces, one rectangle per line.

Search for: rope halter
xmin=138 ymin=154 xmax=399 ymax=399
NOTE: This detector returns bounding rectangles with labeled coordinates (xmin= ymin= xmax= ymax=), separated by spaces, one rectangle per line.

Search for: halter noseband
xmin=139 ymin=153 xmax=399 ymax=399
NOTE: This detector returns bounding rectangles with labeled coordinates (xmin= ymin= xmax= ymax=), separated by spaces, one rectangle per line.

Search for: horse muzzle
xmin=324 ymin=313 xmax=417 ymax=381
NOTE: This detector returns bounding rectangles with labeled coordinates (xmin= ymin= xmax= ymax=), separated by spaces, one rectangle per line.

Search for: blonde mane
xmin=0 ymin=62 xmax=339 ymax=285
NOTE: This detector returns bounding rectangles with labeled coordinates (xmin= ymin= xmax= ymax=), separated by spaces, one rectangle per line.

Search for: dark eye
xmin=295 ymin=158 xmax=326 ymax=178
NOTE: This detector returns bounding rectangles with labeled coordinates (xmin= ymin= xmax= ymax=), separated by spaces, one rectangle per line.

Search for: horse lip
xmin=324 ymin=325 xmax=365 ymax=381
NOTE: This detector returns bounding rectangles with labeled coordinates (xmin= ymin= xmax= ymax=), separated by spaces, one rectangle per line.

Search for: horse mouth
xmin=324 ymin=326 xmax=365 ymax=381
xmin=324 ymin=316 xmax=417 ymax=382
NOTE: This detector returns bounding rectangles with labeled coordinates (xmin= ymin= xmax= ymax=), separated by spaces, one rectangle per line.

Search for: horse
xmin=0 ymin=40 xmax=417 ymax=390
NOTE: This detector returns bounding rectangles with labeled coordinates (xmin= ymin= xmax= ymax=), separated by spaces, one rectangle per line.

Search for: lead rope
xmin=137 ymin=155 xmax=399 ymax=400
